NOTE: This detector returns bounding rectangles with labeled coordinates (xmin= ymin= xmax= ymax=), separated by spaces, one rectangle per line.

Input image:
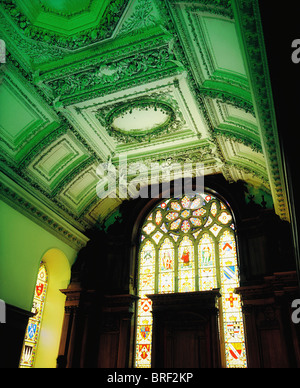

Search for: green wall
xmin=0 ymin=199 xmax=78 ymax=312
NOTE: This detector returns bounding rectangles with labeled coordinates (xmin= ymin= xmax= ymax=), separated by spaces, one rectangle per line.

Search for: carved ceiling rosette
xmin=96 ymin=99 xmax=182 ymax=144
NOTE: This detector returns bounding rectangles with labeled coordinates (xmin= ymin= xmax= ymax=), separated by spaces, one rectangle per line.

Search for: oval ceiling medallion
xmin=105 ymin=100 xmax=176 ymax=142
xmin=113 ymin=107 xmax=169 ymax=133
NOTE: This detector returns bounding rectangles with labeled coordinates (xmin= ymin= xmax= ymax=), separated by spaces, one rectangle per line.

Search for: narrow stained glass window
xmin=135 ymin=193 xmax=247 ymax=368
xmin=19 ymin=263 xmax=48 ymax=368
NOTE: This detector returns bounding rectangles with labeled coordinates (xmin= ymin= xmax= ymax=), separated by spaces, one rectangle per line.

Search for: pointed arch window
xmin=19 ymin=262 xmax=48 ymax=368
xmin=135 ymin=193 xmax=247 ymax=368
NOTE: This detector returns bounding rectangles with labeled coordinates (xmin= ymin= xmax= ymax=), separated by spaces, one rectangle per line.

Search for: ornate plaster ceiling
xmin=0 ymin=0 xmax=289 ymax=249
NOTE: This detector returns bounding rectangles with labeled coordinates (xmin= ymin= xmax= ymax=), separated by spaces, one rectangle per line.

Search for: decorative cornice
xmin=225 ymin=160 xmax=269 ymax=186
xmin=0 ymin=172 xmax=89 ymax=250
xmin=232 ymin=0 xmax=289 ymax=221
xmin=42 ymin=44 xmax=181 ymax=106
xmin=167 ymin=0 xmax=233 ymax=19
xmin=214 ymin=129 xmax=262 ymax=153
xmin=197 ymin=87 xmax=255 ymax=115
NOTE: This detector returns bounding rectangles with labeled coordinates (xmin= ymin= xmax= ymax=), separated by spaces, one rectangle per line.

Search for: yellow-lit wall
xmin=35 ymin=249 xmax=71 ymax=367
xmin=0 ymin=200 xmax=79 ymax=367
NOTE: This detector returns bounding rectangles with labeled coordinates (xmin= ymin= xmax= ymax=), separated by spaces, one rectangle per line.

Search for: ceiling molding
xmin=0 ymin=172 xmax=89 ymax=250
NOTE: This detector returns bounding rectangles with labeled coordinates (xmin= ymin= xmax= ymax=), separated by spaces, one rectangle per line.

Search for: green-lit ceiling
xmin=0 ymin=0 xmax=289 ymax=249
xmin=38 ymin=0 xmax=92 ymax=15
xmin=15 ymin=0 xmax=113 ymax=35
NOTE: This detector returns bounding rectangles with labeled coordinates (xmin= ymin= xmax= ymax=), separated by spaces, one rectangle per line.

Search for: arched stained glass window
xmin=135 ymin=193 xmax=247 ymax=368
xmin=19 ymin=262 xmax=48 ymax=368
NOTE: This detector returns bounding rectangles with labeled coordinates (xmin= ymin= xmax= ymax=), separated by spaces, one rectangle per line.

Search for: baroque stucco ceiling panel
xmin=116 ymin=0 xmax=162 ymax=37
xmin=201 ymin=16 xmax=246 ymax=76
xmin=64 ymin=74 xmax=210 ymax=159
xmin=25 ymin=131 xmax=94 ymax=196
xmin=0 ymin=65 xmax=60 ymax=165
xmin=58 ymin=163 xmax=99 ymax=217
xmin=203 ymin=97 xmax=261 ymax=152
xmin=218 ymin=136 xmax=268 ymax=188
xmin=87 ymin=196 xmax=123 ymax=225
xmin=168 ymin=1 xmax=252 ymax=107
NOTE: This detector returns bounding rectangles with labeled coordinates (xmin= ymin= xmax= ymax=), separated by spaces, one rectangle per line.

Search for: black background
xmin=258 ymin=1 xmax=300 ymax=275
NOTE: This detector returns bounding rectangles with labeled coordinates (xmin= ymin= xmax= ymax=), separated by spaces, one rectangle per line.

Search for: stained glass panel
xmin=155 ymin=210 xmax=162 ymax=225
xmin=158 ymin=238 xmax=175 ymax=294
xmin=193 ymin=229 xmax=202 ymax=239
xmin=139 ymin=266 xmax=155 ymax=293
xmin=166 ymin=212 xmax=178 ymax=221
xmin=135 ymin=241 xmax=155 ymax=368
xmin=190 ymin=217 xmax=202 ymax=227
xmin=193 ymin=208 xmax=206 ymax=216
xmin=171 ymin=202 xmax=181 ymax=211
xmin=170 ymin=233 xmax=180 ymax=242
xmin=211 ymin=202 xmax=218 ymax=217
xmin=170 ymin=219 xmax=181 ymax=230
xmin=198 ymin=233 xmax=217 ymax=291
xmin=219 ymin=231 xmax=247 ymax=368
xmin=190 ymin=197 xmax=201 ymax=209
xmin=159 ymin=200 xmax=170 ymax=209
xmin=199 ymin=234 xmax=215 ymax=267
xmin=219 ymin=230 xmax=237 ymax=266
xmin=225 ymin=342 xmax=247 ymax=368
xmin=140 ymin=240 xmax=155 ymax=267
xmin=181 ymin=220 xmax=191 ymax=233
xmin=143 ymin=222 xmax=156 ymax=235
xmin=218 ymin=212 xmax=232 ymax=225
xmin=178 ymin=237 xmax=195 ymax=293
xmin=210 ymin=224 xmax=222 ymax=237
xmin=178 ymin=273 xmax=195 ymax=293
xmin=181 ymin=196 xmax=190 ymax=209
xmin=19 ymin=263 xmax=48 ymax=368
xmin=181 ymin=210 xmax=190 ymax=218
xmin=205 ymin=195 xmax=212 ymax=202
xmin=204 ymin=216 xmax=213 ymax=227
xmin=136 ymin=297 xmax=153 ymax=368
xmin=160 ymin=223 xmax=168 ymax=233
xmin=159 ymin=272 xmax=175 ymax=293
xmin=152 ymin=231 xmax=163 ymax=244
